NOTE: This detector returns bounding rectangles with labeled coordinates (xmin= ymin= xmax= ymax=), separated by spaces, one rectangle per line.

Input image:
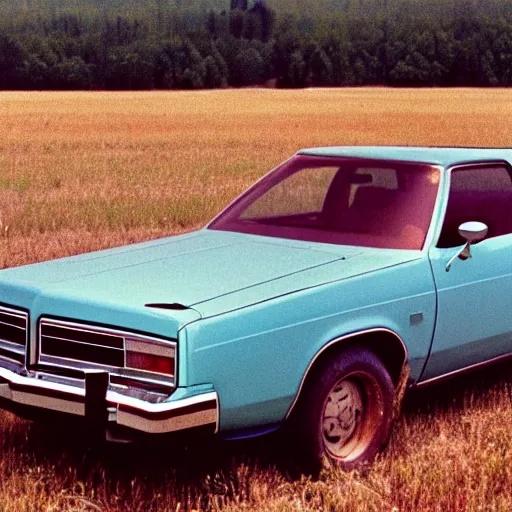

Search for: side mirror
xmin=445 ymin=221 xmax=488 ymax=272
xmin=458 ymin=221 xmax=488 ymax=243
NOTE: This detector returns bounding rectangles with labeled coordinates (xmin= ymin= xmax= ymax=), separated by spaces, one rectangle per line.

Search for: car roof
xmin=297 ymin=146 xmax=512 ymax=168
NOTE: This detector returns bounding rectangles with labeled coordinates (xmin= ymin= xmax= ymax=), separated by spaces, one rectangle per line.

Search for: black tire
xmin=292 ymin=345 xmax=395 ymax=471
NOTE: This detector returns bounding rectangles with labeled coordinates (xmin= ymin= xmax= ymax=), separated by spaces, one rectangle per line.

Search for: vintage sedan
xmin=0 ymin=146 xmax=511 ymax=468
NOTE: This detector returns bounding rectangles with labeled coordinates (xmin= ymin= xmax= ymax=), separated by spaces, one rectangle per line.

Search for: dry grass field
xmin=1 ymin=88 xmax=512 ymax=511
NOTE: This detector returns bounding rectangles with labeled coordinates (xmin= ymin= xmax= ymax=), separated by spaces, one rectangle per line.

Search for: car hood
xmin=0 ymin=229 xmax=420 ymax=326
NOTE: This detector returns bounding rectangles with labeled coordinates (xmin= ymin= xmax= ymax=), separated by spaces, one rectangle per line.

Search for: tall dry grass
xmin=1 ymin=89 xmax=512 ymax=511
xmin=2 ymin=88 xmax=512 ymax=267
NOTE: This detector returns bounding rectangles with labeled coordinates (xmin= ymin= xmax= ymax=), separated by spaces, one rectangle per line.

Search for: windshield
xmin=209 ymin=155 xmax=440 ymax=250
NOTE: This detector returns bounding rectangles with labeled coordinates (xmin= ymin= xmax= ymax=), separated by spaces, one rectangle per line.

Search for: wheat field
xmin=1 ymin=88 xmax=512 ymax=511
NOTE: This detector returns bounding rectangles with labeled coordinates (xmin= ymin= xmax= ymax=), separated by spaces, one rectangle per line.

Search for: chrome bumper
xmin=0 ymin=366 xmax=218 ymax=435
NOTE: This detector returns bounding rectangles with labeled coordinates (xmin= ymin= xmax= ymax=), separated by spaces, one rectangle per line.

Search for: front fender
xmin=183 ymin=258 xmax=436 ymax=432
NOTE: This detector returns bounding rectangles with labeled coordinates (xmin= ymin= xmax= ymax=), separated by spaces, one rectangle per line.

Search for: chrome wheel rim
xmin=321 ymin=373 xmax=383 ymax=462
xmin=322 ymin=379 xmax=363 ymax=457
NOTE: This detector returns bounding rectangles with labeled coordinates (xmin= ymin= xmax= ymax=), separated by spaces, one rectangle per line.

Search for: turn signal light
xmin=126 ymin=352 xmax=174 ymax=376
xmin=125 ymin=337 xmax=175 ymax=378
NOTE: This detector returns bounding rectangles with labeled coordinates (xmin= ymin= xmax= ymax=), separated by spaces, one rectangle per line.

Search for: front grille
xmin=0 ymin=305 xmax=28 ymax=364
xmin=39 ymin=320 xmax=125 ymax=369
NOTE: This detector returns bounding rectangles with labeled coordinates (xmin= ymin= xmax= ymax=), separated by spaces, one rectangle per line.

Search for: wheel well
xmin=294 ymin=330 xmax=407 ymax=411
xmin=285 ymin=329 xmax=408 ymax=423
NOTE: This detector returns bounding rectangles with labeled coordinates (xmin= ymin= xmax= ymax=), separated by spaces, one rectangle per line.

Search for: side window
xmin=450 ymin=167 xmax=512 ymax=191
xmin=437 ymin=165 xmax=512 ymax=248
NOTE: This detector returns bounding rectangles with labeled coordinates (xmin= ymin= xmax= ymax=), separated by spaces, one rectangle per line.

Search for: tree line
xmin=0 ymin=0 xmax=511 ymax=90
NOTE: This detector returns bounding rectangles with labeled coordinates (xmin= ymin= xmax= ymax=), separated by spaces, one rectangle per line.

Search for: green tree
xmin=233 ymin=47 xmax=265 ymax=85
xmin=215 ymin=35 xmax=245 ymax=84
xmin=229 ymin=9 xmax=244 ymax=38
xmin=53 ymin=55 xmax=92 ymax=89
xmin=323 ymin=37 xmax=350 ymax=85
xmin=493 ymin=29 xmax=512 ymax=85
xmin=155 ymin=37 xmax=188 ymax=88
xmin=0 ymin=35 xmax=27 ymax=89
xmin=204 ymin=54 xmax=228 ymax=88
xmin=282 ymin=50 xmax=307 ymax=87
xmin=273 ymin=18 xmax=304 ymax=86
xmin=211 ymin=43 xmax=229 ymax=84
xmin=0 ymin=0 xmax=512 ymax=89
xmin=231 ymin=0 xmax=248 ymax=10
xmin=306 ymin=45 xmax=333 ymax=86
xmin=243 ymin=9 xmax=261 ymax=40
xmin=182 ymin=40 xmax=206 ymax=89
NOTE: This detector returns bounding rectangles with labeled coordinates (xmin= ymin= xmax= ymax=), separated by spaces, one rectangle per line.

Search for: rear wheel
xmin=293 ymin=346 xmax=395 ymax=470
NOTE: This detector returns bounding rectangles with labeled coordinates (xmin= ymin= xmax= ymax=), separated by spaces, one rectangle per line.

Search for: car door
xmin=421 ymin=163 xmax=512 ymax=382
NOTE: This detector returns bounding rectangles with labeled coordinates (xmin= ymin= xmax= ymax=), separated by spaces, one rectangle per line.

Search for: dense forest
xmin=0 ymin=0 xmax=511 ymax=89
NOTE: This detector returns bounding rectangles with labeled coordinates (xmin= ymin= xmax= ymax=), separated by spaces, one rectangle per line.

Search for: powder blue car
xmin=1 ymin=146 xmax=511 ymax=468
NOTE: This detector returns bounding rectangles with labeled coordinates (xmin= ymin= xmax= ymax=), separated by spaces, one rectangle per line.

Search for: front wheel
xmin=293 ymin=346 xmax=395 ymax=470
